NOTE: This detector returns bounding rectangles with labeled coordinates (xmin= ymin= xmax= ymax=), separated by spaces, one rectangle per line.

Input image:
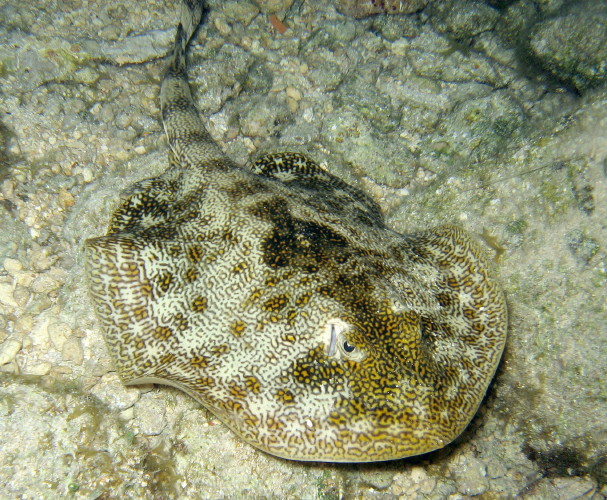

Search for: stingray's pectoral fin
xmin=402 ymin=224 xmax=508 ymax=368
xmin=84 ymin=235 xmax=171 ymax=383
xmin=252 ymin=152 xmax=384 ymax=225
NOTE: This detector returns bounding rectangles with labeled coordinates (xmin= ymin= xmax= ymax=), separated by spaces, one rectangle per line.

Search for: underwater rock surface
xmin=529 ymin=0 xmax=607 ymax=92
xmin=336 ymin=0 xmax=428 ymax=19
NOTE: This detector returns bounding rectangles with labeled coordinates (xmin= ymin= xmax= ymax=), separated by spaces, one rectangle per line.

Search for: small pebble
xmin=222 ymin=0 xmax=259 ymax=25
xmin=13 ymin=285 xmax=30 ymax=308
xmin=28 ymin=316 xmax=51 ymax=352
xmin=26 ymin=361 xmax=52 ymax=376
xmin=0 ymin=338 xmax=22 ymax=365
xmin=12 ymin=270 xmax=36 ymax=288
xmin=336 ymin=0 xmax=427 ymax=18
xmin=552 ymin=475 xmax=597 ymax=497
xmin=250 ymin=0 xmax=295 ymax=14
xmin=286 ymin=87 xmax=302 ymax=101
xmin=1 ymin=179 xmax=15 ymax=199
xmin=81 ymin=167 xmax=94 ymax=183
xmin=58 ymin=189 xmax=75 ymax=209
xmin=62 ymin=336 xmax=84 ymax=365
xmin=31 ymin=248 xmax=55 ymax=272
xmin=214 ymin=16 xmax=232 ymax=37
xmin=134 ymin=395 xmax=168 ymax=436
xmin=0 ymin=283 xmax=17 ymax=308
xmin=287 ymin=97 xmax=298 ymax=113
xmin=51 ymin=365 xmax=73 ymax=376
xmin=119 ymin=407 xmax=135 ymax=421
xmin=359 ymin=469 xmax=395 ymax=490
xmin=48 ymin=321 xmax=72 ymax=351
xmin=31 ymin=274 xmax=62 ymax=294
xmin=15 ymin=315 xmax=34 ymax=334
xmin=4 ymin=258 xmax=23 ymax=275
xmin=90 ymin=372 xmax=140 ymax=411
xmin=454 ymin=455 xmax=488 ymax=496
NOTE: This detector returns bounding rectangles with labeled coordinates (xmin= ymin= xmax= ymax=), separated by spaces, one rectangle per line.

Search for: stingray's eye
xmin=342 ymin=341 xmax=356 ymax=353
xmin=324 ymin=319 xmax=367 ymax=362
xmin=337 ymin=336 xmax=366 ymax=362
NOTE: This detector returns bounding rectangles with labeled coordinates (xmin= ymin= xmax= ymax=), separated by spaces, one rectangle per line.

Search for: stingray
xmin=85 ymin=0 xmax=507 ymax=462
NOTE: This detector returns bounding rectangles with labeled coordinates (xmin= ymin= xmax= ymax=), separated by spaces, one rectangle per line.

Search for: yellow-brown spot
xmin=285 ymin=309 xmax=297 ymax=326
xmin=265 ymin=275 xmax=280 ymax=287
xmin=119 ymin=262 xmax=138 ymax=278
xmin=139 ymin=281 xmax=153 ymax=298
xmin=222 ymin=230 xmax=238 ymax=244
xmin=255 ymin=320 xmax=266 ymax=331
xmin=294 ymin=366 xmax=311 ymax=384
xmin=187 ymin=245 xmax=203 ymax=263
xmin=168 ymin=245 xmax=181 ymax=257
xmin=153 ymin=326 xmax=173 ymax=340
xmin=245 ymin=376 xmax=261 ymax=394
xmin=159 ymin=353 xmax=176 ymax=365
xmin=133 ymin=306 xmax=148 ymax=320
xmin=250 ymin=288 xmax=263 ymax=301
xmin=191 ymin=295 xmax=208 ymax=313
xmin=195 ymin=377 xmax=215 ymax=388
xmin=229 ymin=383 xmax=248 ymax=400
xmin=156 ymin=272 xmax=173 ymax=293
xmin=276 ymin=389 xmax=295 ymax=404
xmin=190 ymin=355 xmax=208 ymax=368
xmin=196 ymin=214 xmax=213 ymax=228
xmin=447 ymin=276 xmax=460 ymax=289
xmin=173 ymin=312 xmax=189 ymax=330
xmin=327 ymin=411 xmax=347 ymax=427
xmin=266 ymin=416 xmax=285 ymax=430
xmin=295 ymin=292 xmax=311 ymax=307
xmin=225 ymin=399 xmax=243 ymax=412
xmin=184 ymin=267 xmax=199 ymax=282
xmin=244 ymin=414 xmax=260 ymax=427
xmin=463 ymin=306 xmax=477 ymax=320
xmin=210 ymin=343 xmax=229 ymax=355
xmin=120 ymin=331 xmax=134 ymax=344
xmin=298 ymin=276 xmax=312 ymax=287
xmin=230 ymin=320 xmax=246 ymax=337
xmin=262 ymin=293 xmax=289 ymax=312
xmin=231 ymin=261 xmax=248 ymax=274
xmin=281 ymin=332 xmax=296 ymax=343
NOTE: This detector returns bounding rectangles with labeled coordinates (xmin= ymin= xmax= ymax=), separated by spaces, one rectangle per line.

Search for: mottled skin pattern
xmin=85 ymin=0 xmax=507 ymax=462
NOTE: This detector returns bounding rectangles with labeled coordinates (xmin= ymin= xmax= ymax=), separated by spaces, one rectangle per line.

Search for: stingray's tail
xmin=160 ymin=0 xmax=235 ymax=171
xmin=179 ymin=0 xmax=204 ymax=48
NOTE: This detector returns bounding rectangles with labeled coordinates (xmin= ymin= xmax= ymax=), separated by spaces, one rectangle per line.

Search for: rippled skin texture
xmin=85 ymin=0 xmax=507 ymax=462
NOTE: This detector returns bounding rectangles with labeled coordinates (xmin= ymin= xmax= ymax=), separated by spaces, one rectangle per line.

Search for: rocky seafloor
xmin=0 ymin=0 xmax=606 ymax=498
